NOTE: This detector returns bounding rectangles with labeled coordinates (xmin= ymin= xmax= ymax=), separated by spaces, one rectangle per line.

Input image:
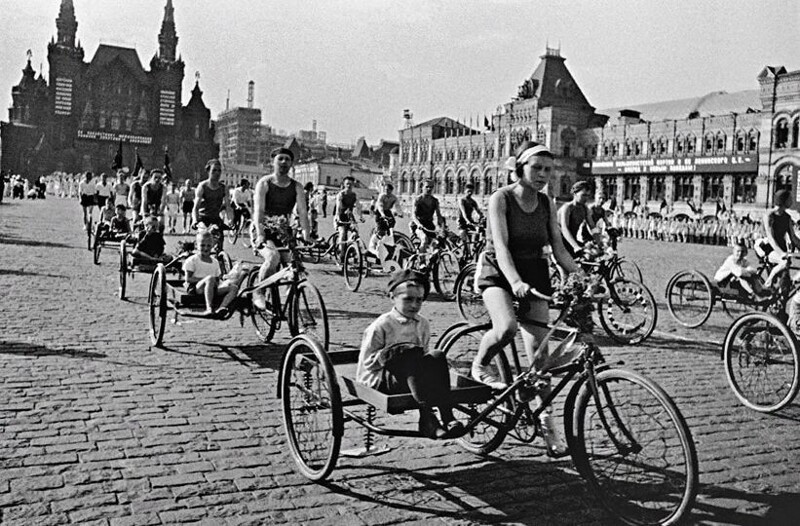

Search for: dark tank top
xmin=197 ymin=181 xmax=225 ymax=218
xmin=486 ymin=185 xmax=551 ymax=261
xmin=145 ymin=183 xmax=163 ymax=211
xmin=264 ymin=179 xmax=297 ymax=216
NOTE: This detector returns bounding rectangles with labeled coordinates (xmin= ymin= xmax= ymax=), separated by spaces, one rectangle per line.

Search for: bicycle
xmin=279 ymin=273 xmax=698 ymax=525
xmin=226 ymin=206 xmax=252 ymax=247
xmin=402 ymin=224 xmax=460 ymax=300
xmin=342 ymin=220 xmax=416 ymax=292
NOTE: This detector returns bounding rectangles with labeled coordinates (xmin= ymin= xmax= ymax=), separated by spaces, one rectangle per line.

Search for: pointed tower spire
xmin=158 ymin=0 xmax=179 ymax=62
xmin=56 ymin=0 xmax=78 ymax=48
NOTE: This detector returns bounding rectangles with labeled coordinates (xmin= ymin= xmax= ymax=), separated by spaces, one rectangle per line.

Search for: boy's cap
xmin=388 ymin=269 xmax=429 ymax=295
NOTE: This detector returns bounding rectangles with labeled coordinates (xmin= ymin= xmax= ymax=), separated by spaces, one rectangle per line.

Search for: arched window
xmin=603 ymin=141 xmax=611 ymax=157
xmin=634 ymin=139 xmax=642 ymax=156
xmin=658 ymin=136 xmax=668 ymax=155
xmin=702 ymin=175 xmax=724 ymax=201
xmin=736 ymin=133 xmax=746 ymax=153
xmin=686 ymin=134 xmax=696 ymax=154
xmin=792 ymin=119 xmax=799 ymax=149
xmin=675 ymin=134 xmax=685 ymax=155
xmin=775 ymin=119 xmax=790 ymax=149
xmin=774 ymin=165 xmax=795 ymax=194
xmin=704 ymin=134 xmax=714 ymax=154
xmin=748 ymin=130 xmax=758 ymax=152
xmin=611 ymin=141 xmax=619 ymax=157
xmin=400 ymin=172 xmax=409 ymax=194
xmin=624 ymin=139 xmax=633 ymax=157
xmin=716 ymin=133 xmax=726 ymax=153
xmin=733 ymin=175 xmax=757 ymax=204
xmin=561 ymin=128 xmax=575 ymax=157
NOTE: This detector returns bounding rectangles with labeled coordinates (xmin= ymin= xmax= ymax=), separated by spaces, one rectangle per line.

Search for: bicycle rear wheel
xmin=571 ymin=368 xmax=698 ymax=526
xmin=281 ymin=335 xmax=343 ymax=481
xmin=227 ymin=221 xmax=240 ymax=244
xmin=665 ymin=270 xmax=713 ymax=328
xmin=442 ymin=324 xmax=514 ymax=455
xmin=248 ymin=270 xmax=278 ymax=343
xmin=148 ymin=265 xmax=168 ymax=347
xmin=433 ymin=249 xmax=460 ymax=300
xmin=289 ymin=282 xmax=330 ymax=350
xmin=455 ymin=263 xmax=488 ymax=324
xmin=599 ymin=278 xmax=658 ymax=345
xmin=723 ymin=312 xmax=800 ymax=412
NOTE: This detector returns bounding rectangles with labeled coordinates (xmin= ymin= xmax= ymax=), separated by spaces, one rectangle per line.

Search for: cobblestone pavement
xmin=1 ymin=197 xmax=799 ymax=525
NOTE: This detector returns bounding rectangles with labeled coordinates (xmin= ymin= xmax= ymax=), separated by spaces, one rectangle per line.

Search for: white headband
xmin=504 ymin=144 xmax=551 ymax=171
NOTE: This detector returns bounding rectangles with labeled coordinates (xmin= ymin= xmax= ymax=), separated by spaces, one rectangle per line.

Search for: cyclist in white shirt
xmin=231 ymin=179 xmax=253 ymax=231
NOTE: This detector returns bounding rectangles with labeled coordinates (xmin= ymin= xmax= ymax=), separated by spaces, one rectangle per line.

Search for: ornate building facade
xmin=1 ymin=0 xmax=217 ymax=180
xmin=396 ymin=48 xmax=800 ymax=217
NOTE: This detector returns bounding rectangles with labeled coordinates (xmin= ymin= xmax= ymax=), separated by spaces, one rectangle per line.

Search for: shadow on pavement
xmin=156 ymin=341 xmax=283 ymax=370
xmin=693 ymin=485 xmax=800 ymax=525
xmin=327 ymin=308 xmax=382 ymax=321
xmin=0 ymin=340 xmax=106 ymax=359
xmin=324 ymin=459 xmax=602 ymax=525
xmin=0 ymin=234 xmax=75 ymax=249
xmin=0 ymin=268 xmax=67 ymax=279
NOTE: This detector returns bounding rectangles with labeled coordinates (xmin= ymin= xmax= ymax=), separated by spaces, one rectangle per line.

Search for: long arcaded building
xmin=395 ymin=47 xmax=800 ymax=217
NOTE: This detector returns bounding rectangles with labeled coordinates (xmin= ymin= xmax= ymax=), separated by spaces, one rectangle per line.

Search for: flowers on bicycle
xmin=552 ymin=272 xmax=602 ymax=333
xmin=262 ymin=215 xmax=295 ymax=247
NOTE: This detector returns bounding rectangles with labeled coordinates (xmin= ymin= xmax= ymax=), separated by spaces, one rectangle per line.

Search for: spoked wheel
xmin=570 ymin=368 xmax=698 ymax=526
xmin=433 ymin=250 xmax=460 ymax=301
xmin=435 ymin=320 xmax=470 ymax=349
xmin=324 ymin=233 xmax=340 ymax=263
xmin=93 ymin=236 xmax=102 ymax=265
xmin=248 ymin=270 xmax=278 ymax=343
xmin=442 ymin=324 xmax=514 ymax=455
xmin=118 ymin=242 xmax=128 ymax=300
xmin=665 ymin=270 xmax=713 ymax=328
xmin=600 ymin=278 xmax=658 ymax=345
xmin=217 ymin=251 xmax=233 ymax=275
xmin=723 ymin=312 xmax=800 ymax=412
xmin=86 ymin=218 xmax=93 ymax=251
xmin=394 ymin=232 xmax=416 ymax=266
xmin=289 ymin=282 xmax=330 ymax=350
xmin=343 ymin=243 xmax=363 ymax=292
xmin=613 ymin=259 xmax=644 ymax=283
xmin=148 ymin=264 xmax=168 ymax=347
xmin=455 ymin=263 xmax=488 ymax=324
xmin=227 ymin=222 xmax=240 ymax=245
xmin=280 ymin=335 xmax=343 ymax=481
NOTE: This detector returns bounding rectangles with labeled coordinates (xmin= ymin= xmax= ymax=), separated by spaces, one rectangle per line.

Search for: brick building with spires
xmin=0 ymin=0 xmax=217 ymax=180
xmin=396 ymin=47 xmax=800 ymax=217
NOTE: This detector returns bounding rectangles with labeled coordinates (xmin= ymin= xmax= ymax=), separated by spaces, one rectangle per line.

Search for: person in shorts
xmin=78 ymin=171 xmax=97 ymax=230
xmin=413 ymin=179 xmax=445 ymax=252
xmin=192 ymin=159 xmax=231 ymax=252
xmin=761 ymin=189 xmax=800 ymax=288
xmin=180 ymin=179 xmax=195 ymax=234
xmin=473 ymin=141 xmax=580 ymax=457
xmin=558 ymin=180 xmax=597 ymax=257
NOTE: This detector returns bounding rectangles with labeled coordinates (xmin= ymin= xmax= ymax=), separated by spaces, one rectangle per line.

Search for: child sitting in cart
xmin=182 ymin=230 xmax=240 ymax=317
xmin=131 ymin=215 xmax=173 ymax=265
xmin=94 ymin=200 xmax=117 ymax=240
xmin=714 ymin=241 xmax=769 ymax=300
xmin=357 ymin=269 xmax=465 ymax=439
xmin=108 ymin=204 xmax=132 ymax=241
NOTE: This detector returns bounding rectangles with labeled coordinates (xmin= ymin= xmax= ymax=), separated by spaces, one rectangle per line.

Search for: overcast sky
xmin=1 ymin=0 xmax=798 ymax=145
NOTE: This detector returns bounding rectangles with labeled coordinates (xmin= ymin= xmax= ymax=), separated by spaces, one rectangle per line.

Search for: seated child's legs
xmin=380 ymin=349 xmax=454 ymax=425
xmin=195 ymin=276 xmax=218 ymax=313
xmin=216 ymin=279 xmax=240 ymax=311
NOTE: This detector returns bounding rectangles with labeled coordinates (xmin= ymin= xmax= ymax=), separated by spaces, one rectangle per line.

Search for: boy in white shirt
xmin=714 ymin=242 xmax=768 ymax=299
xmin=183 ymin=230 xmax=238 ymax=316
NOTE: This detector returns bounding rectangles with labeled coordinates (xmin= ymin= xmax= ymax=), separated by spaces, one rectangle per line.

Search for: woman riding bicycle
xmin=472 ymin=140 xmax=580 ymax=455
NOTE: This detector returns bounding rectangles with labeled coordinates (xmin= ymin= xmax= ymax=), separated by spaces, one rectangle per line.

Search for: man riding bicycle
xmin=557 ymin=180 xmax=597 ymax=258
xmin=458 ymin=183 xmax=484 ymax=257
xmin=252 ymin=147 xmax=311 ymax=310
xmin=192 ymin=159 xmax=232 ymax=252
xmin=413 ymin=179 xmax=446 ymax=252
xmin=231 ymin=179 xmax=253 ymax=232
xmin=335 ymin=176 xmax=364 ymax=262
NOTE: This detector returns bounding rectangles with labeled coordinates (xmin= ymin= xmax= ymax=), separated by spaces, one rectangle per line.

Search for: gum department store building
xmin=396 ymin=48 xmax=800 ymax=217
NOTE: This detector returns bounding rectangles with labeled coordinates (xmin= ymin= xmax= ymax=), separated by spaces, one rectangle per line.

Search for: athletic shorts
xmin=475 ymin=251 xmax=552 ymax=297
xmin=182 ymin=201 xmax=194 ymax=214
xmin=80 ymin=194 xmax=95 ymax=207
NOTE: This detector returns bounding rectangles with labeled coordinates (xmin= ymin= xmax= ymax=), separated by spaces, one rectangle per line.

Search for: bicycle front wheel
xmin=343 ymin=243 xmax=363 ymax=292
xmin=289 ymin=282 xmax=330 ymax=350
xmin=723 ymin=312 xmax=800 ymax=412
xmin=599 ymin=278 xmax=658 ymax=345
xmin=571 ymin=368 xmax=698 ymax=526
xmin=613 ymin=258 xmax=644 ymax=283
xmin=455 ymin=263 xmax=488 ymax=324
xmin=433 ymin=249 xmax=460 ymax=301
xmin=227 ymin=221 xmax=240 ymax=244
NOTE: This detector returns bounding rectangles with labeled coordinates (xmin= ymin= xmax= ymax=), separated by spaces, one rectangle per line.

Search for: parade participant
xmin=78 ymin=171 xmax=97 ymax=230
xmin=368 ymin=183 xmax=401 ymax=254
xmin=251 ymin=148 xmax=311 ymax=310
xmin=164 ymin=182 xmax=181 ymax=234
xmin=94 ymin=199 xmax=116 ymax=240
xmin=558 ymin=180 xmax=597 ymax=257
xmin=95 ymin=173 xmax=112 ymax=208
xmin=179 ymin=179 xmax=194 ymax=233
xmin=412 ymin=179 xmax=446 ymax=252
xmin=335 ymin=176 xmax=364 ymax=261
xmin=0 ymin=170 xmax=5 ymax=204
xmin=231 ymin=179 xmax=253 ymax=232
xmin=192 ymin=159 xmax=231 ymax=251
xmin=472 ymin=141 xmax=580 ymax=457
xmin=321 ymin=189 xmax=328 ymax=218
xmin=182 ymin=230 xmax=239 ymax=317
xmin=307 ymin=184 xmax=320 ymax=239
xmin=762 ymin=189 xmax=800 ymax=288
xmin=131 ymin=215 xmax=172 ymax=264
xmin=457 ymin=182 xmax=484 ymax=253
xmin=128 ymin=170 xmax=145 ymax=225
xmin=714 ymin=241 xmax=769 ymax=300
xmin=357 ymin=269 xmax=464 ymax=439
xmin=112 ymin=170 xmax=130 ymax=209
xmin=141 ymin=169 xmax=167 ymax=221
xmin=109 ymin=204 xmax=132 ymax=240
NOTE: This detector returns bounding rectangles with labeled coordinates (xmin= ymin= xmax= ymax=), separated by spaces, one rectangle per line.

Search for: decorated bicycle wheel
xmin=665 ymin=270 xmax=713 ymax=328
xmin=570 ymin=368 xmax=698 ymax=526
xmin=289 ymin=282 xmax=330 ymax=350
xmin=723 ymin=312 xmax=800 ymax=412
xmin=599 ymin=278 xmax=657 ymax=345
xmin=442 ymin=324 xmax=514 ymax=455
xmin=281 ymin=335 xmax=343 ymax=481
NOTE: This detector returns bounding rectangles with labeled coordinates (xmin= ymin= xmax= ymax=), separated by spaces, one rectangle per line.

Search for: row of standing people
xmin=610 ymin=213 xmax=766 ymax=248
